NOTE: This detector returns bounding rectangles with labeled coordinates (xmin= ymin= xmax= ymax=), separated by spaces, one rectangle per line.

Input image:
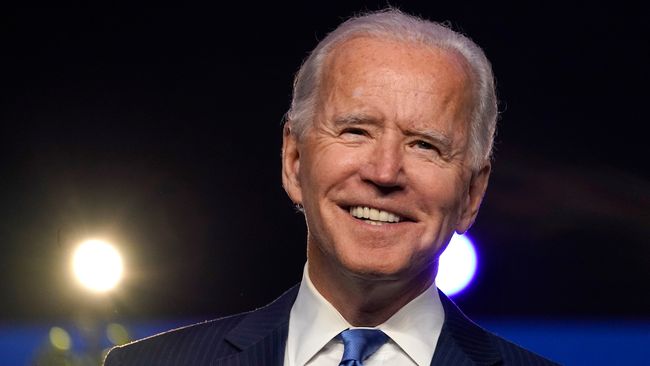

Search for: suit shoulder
xmin=104 ymin=312 xmax=248 ymax=366
xmin=487 ymin=332 xmax=561 ymax=366
xmin=104 ymin=285 xmax=300 ymax=365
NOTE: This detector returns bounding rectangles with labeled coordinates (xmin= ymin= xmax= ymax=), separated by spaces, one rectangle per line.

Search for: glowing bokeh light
xmin=49 ymin=327 xmax=71 ymax=351
xmin=72 ymin=239 xmax=123 ymax=292
xmin=106 ymin=323 xmax=131 ymax=345
xmin=436 ymin=233 xmax=478 ymax=296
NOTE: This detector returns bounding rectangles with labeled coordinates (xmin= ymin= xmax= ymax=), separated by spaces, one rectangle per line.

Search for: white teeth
xmin=348 ymin=206 xmax=402 ymax=223
xmin=379 ymin=211 xmax=388 ymax=222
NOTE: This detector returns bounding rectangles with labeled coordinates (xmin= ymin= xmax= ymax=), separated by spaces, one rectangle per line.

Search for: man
xmin=105 ymin=9 xmax=558 ymax=366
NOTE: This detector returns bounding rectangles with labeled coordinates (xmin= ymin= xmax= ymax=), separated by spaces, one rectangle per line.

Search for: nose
xmin=359 ymin=135 xmax=405 ymax=190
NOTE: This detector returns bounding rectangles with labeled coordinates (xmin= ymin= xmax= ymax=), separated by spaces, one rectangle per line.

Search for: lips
xmin=348 ymin=205 xmax=403 ymax=225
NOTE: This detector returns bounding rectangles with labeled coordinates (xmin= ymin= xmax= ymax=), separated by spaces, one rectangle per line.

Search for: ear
xmin=456 ymin=163 xmax=491 ymax=234
xmin=281 ymin=124 xmax=303 ymax=205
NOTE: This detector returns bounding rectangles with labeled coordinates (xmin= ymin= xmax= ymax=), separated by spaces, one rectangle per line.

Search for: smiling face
xmin=282 ymin=37 xmax=490 ymax=288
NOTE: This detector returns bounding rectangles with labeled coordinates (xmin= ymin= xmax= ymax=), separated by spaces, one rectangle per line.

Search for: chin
xmin=339 ymin=255 xmax=415 ymax=281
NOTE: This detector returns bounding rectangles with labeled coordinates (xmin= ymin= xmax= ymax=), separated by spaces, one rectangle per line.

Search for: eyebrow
xmin=332 ymin=113 xmax=380 ymax=127
xmin=332 ymin=112 xmax=455 ymax=151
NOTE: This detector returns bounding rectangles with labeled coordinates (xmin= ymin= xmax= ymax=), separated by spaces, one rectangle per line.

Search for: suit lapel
xmin=211 ymin=285 xmax=299 ymax=366
xmin=209 ymin=284 xmax=502 ymax=366
xmin=430 ymin=291 xmax=502 ymax=366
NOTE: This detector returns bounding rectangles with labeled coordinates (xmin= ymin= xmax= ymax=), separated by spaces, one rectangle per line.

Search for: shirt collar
xmin=287 ymin=264 xmax=351 ymax=366
xmin=378 ymin=280 xmax=444 ymax=366
xmin=287 ymin=263 xmax=445 ymax=366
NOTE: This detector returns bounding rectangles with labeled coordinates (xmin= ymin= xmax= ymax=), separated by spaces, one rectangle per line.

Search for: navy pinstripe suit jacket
xmin=104 ymin=285 xmax=559 ymax=366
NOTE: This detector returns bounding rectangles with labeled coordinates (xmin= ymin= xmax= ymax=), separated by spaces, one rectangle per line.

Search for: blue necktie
xmin=338 ymin=328 xmax=388 ymax=366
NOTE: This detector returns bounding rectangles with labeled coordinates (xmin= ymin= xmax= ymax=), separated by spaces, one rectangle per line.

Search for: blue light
xmin=436 ymin=233 xmax=478 ymax=296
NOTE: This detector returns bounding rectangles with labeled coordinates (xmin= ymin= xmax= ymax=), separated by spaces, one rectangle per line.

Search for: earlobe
xmin=281 ymin=124 xmax=303 ymax=205
xmin=456 ymin=163 xmax=491 ymax=234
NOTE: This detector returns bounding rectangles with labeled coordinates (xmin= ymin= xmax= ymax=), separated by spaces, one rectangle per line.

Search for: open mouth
xmin=348 ymin=206 xmax=404 ymax=226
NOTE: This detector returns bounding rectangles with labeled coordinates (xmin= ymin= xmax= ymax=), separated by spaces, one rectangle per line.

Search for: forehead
xmin=322 ymin=36 xmax=473 ymax=100
xmin=318 ymin=37 xmax=475 ymax=134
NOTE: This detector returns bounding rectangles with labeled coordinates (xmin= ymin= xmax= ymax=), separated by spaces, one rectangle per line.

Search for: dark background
xmin=1 ymin=2 xmax=648 ymax=324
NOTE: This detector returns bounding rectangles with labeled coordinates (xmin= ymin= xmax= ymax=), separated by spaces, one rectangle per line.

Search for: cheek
xmin=296 ymin=150 xmax=334 ymax=209
xmin=305 ymin=145 xmax=361 ymax=186
xmin=416 ymin=173 xmax=467 ymax=219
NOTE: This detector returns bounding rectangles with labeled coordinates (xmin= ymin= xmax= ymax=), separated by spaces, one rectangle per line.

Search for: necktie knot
xmin=339 ymin=328 xmax=388 ymax=365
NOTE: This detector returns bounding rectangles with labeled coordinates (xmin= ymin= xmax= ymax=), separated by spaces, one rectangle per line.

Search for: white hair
xmin=286 ymin=9 xmax=498 ymax=169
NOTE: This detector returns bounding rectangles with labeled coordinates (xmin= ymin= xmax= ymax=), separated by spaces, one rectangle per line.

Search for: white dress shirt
xmin=284 ymin=264 xmax=445 ymax=366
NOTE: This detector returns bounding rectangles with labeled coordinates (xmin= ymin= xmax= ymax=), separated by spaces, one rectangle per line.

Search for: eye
xmin=341 ymin=127 xmax=367 ymax=136
xmin=414 ymin=140 xmax=435 ymax=150
xmin=410 ymin=139 xmax=442 ymax=157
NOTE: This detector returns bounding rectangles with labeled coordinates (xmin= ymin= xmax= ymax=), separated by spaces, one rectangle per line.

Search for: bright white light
xmin=436 ymin=233 xmax=478 ymax=296
xmin=72 ymin=239 xmax=123 ymax=292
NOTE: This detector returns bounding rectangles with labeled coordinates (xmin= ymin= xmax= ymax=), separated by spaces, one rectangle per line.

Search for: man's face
xmin=283 ymin=37 xmax=490 ymax=283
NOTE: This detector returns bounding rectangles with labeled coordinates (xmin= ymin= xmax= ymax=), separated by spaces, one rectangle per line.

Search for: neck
xmin=307 ymin=246 xmax=435 ymax=327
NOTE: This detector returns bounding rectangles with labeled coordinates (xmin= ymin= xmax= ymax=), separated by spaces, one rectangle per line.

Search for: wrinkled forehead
xmin=316 ymin=37 xmax=476 ymax=135
xmin=321 ymin=36 xmax=474 ymax=97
